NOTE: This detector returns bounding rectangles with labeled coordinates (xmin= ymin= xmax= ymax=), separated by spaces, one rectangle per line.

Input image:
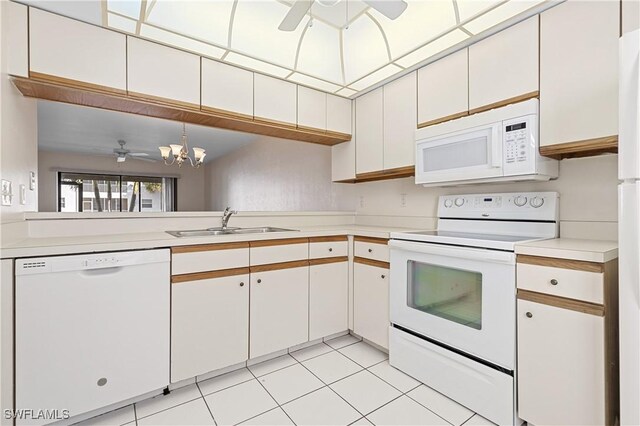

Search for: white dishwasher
xmin=15 ymin=249 xmax=170 ymax=425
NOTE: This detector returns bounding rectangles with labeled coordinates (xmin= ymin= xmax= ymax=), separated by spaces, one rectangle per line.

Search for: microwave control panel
xmin=502 ymin=114 xmax=537 ymax=175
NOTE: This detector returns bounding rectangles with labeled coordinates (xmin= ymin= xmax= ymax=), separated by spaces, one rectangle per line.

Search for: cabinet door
xmin=309 ymin=261 xmax=348 ymax=341
xmin=171 ymin=274 xmax=249 ymax=382
xmin=127 ymin=37 xmax=200 ymax=107
xmin=353 ymin=263 xmax=389 ymax=349
xmin=517 ymin=299 xmax=605 ymax=425
xmin=540 ymin=0 xmax=619 ymax=147
xmin=384 ymin=72 xmax=417 ymax=169
xmin=469 ymin=16 xmax=539 ymax=112
xmin=623 ymin=0 xmax=640 ymax=34
xmin=250 ymin=267 xmax=309 ymax=358
xmin=29 ymin=8 xmax=126 ymax=91
xmin=332 ymin=99 xmax=356 ymax=181
xmin=298 ymin=86 xmax=327 ymax=131
xmin=254 ymin=74 xmax=297 ymax=125
xmin=201 ymin=59 xmax=253 ymax=118
xmin=327 ymin=94 xmax=352 ymax=135
xmin=6 ymin=2 xmax=28 ymax=77
xmin=418 ymin=49 xmax=468 ymax=127
xmin=355 ymin=87 xmax=384 ymax=174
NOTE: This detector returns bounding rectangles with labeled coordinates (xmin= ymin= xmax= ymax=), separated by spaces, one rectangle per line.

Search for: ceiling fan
xmin=279 ymin=0 xmax=408 ymax=31
xmin=113 ymin=140 xmax=156 ymax=163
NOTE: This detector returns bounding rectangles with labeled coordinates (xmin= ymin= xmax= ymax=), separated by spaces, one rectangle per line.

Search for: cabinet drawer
xmin=354 ymin=239 xmax=389 ymax=262
xmin=517 ymin=263 xmax=603 ymax=304
xmin=172 ymin=243 xmax=249 ymax=275
xmin=250 ymin=239 xmax=309 ymax=266
xmin=309 ymin=237 xmax=348 ymax=259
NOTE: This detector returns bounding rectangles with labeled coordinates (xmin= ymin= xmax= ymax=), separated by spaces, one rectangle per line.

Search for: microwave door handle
xmin=490 ymin=125 xmax=502 ymax=168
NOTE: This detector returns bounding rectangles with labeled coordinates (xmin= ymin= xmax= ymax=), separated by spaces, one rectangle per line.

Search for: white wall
xmin=351 ymin=155 xmax=619 ymax=240
xmin=205 ymin=137 xmax=355 ymax=211
xmin=38 ymin=150 xmax=207 ymax=211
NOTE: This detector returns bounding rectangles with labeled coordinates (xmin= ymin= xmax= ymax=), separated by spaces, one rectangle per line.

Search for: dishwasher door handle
xmin=80 ymin=267 xmax=125 ymax=276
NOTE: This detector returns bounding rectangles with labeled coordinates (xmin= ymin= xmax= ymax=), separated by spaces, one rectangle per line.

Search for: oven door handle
xmin=389 ymin=239 xmax=515 ymax=264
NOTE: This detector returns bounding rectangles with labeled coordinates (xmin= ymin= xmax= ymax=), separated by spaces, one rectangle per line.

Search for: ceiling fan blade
xmin=129 ymin=152 xmax=150 ymax=157
xmin=130 ymin=156 xmax=157 ymax=163
xmin=363 ymin=0 xmax=407 ymax=20
xmin=279 ymin=0 xmax=313 ymax=31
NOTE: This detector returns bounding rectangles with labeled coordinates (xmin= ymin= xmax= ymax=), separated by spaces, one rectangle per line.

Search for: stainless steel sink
xmin=166 ymin=227 xmax=298 ymax=238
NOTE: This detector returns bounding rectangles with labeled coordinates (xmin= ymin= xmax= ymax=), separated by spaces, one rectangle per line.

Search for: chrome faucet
xmin=221 ymin=206 xmax=237 ymax=230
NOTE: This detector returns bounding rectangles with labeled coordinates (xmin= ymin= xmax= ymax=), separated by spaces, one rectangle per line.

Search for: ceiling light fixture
xmin=159 ymin=123 xmax=206 ymax=167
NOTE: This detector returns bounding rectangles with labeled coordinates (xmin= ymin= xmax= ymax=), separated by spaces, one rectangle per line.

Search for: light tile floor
xmin=77 ymin=337 xmax=497 ymax=426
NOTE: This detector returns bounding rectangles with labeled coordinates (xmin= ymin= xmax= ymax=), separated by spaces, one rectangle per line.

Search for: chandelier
xmin=158 ymin=123 xmax=206 ymax=167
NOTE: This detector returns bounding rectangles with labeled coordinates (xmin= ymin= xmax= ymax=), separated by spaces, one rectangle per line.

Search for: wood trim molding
xmin=417 ymin=111 xmax=469 ymax=129
xmin=354 ymin=236 xmax=389 ymax=245
xmin=127 ymin=90 xmax=201 ymax=111
xmin=517 ymin=254 xmax=604 ymax=273
xmin=171 ymin=267 xmax=249 ymax=283
xmin=309 ymin=235 xmax=348 ymax=243
xmin=29 ymin=71 xmax=127 ymax=96
xmin=171 ymin=242 xmax=250 ymax=254
xmin=297 ymin=124 xmax=326 ymax=134
xmin=354 ymin=256 xmax=390 ymax=269
xmin=249 ymin=238 xmax=309 ymax=248
xmin=603 ymin=259 xmax=620 ymax=426
xmin=201 ymin=105 xmax=254 ymax=121
xmin=517 ymin=289 xmax=605 ymax=316
xmin=354 ymin=165 xmax=415 ymax=183
xmin=10 ymin=77 xmax=351 ymax=146
xmin=250 ymin=260 xmax=309 ymax=273
xmin=539 ymin=135 xmax=618 ymax=160
xmin=309 ymin=256 xmax=349 ymax=266
xmin=325 ymin=130 xmax=352 ymax=140
xmin=253 ymin=116 xmax=298 ymax=130
xmin=468 ymin=91 xmax=540 ymax=116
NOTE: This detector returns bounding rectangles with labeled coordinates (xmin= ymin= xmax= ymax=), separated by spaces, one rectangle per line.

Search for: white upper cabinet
xmin=623 ymin=0 xmax=640 ymax=34
xmin=297 ymin=86 xmax=327 ymax=130
xmin=254 ymin=74 xmax=297 ymax=125
xmin=6 ymin=2 xmax=28 ymax=78
xmin=29 ymin=8 xmax=126 ymax=91
xmin=469 ymin=16 xmax=539 ymax=112
xmin=355 ymin=87 xmax=384 ymax=174
xmin=327 ymin=94 xmax=352 ymax=135
xmin=383 ymin=72 xmax=417 ymax=169
xmin=540 ymin=0 xmax=619 ymax=147
xmin=127 ymin=37 xmax=200 ymax=106
xmin=332 ymin=103 xmax=356 ymax=181
xmin=418 ymin=49 xmax=468 ymax=127
xmin=201 ymin=59 xmax=253 ymax=118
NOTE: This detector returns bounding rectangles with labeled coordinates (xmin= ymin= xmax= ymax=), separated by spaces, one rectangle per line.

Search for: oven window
xmin=408 ymin=261 xmax=482 ymax=330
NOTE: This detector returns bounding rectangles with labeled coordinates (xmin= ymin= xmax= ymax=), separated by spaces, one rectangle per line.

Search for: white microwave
xmin=415 ymin=99 xmax=558 ymax=186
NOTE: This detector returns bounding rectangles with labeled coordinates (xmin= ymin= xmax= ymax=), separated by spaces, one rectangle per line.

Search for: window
xmin=58 ymin=172 xmax=177 ymax=213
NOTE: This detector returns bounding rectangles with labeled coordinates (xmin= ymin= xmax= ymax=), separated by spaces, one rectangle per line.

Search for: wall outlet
xmin=20 ymin=184 xmax=26 ymax=205
xmin=29 ymin=171 xmax=36 ymax=190
xmin=1 ymin=180 xmax=12 ymax=206
xmin=401 ymin=193 xmax=407 ymax=208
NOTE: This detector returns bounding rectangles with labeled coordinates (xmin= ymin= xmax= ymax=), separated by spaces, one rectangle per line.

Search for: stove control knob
xmin=530 ymin=196 xmax=544 ymax=208
xmin=454 ymin=197 xmax=465 ymax=207
xmin=444 ymin=199 xmax=453 ymax=208
xmin=513 ymin=195 xmax=528 ymax=207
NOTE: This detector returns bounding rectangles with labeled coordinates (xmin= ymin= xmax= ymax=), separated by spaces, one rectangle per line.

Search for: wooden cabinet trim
xmin=418 ymin=111 xmax=469 ymax=129
xmin=517 ymin=254 xmax=604 ymax=273
xmin=354 ymin=165 xmax=414 ymax=183
xmin=10 ymin=77 xmax=351 ymax=146
xmin=354 ymin=236 xmax=389 ymax=245
xmin=127 ymin=90 xmax=200 ymax=111
xmin=468 ymin=91 xmax=539 ymax=116
xmin=171 ymin=242 xmax=250 ymax=254
xmin=309 ymin=256 xmax=349 ymax=266
xmin=517 ymin=289 xmax=605 ymax=316
xmin=201 ymin=104 xmax=253 ymax=121
xmin=253 ymin=116 xmax=298 ymax=130
xmin=28 ymin=71 xmax=127 ymax=96
xmin=249 ymin=238 xmax=309 ymax=248
xmin=603 ymin=259 xmax=620 ymax=426
xmin=354 ymin=256 xmax=390 ymax=269
xmin=539 ymin=135 xmax=618 ymax=160
xmin=250 ymin=260 xmax=310 ymax=273
xmin=171 ymin=267 xmax=250 ymax=283
xmin=309 ymin=236 xmax=348 ymax=243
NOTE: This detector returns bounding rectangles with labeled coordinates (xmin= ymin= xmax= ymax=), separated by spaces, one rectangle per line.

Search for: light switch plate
xmin=1 ymin=180 xmax=12 ymax=206
xmin=19 ymin=184 xmax=26 ymax=205
xmin=29 ymin=171 xmax=36 ymax=190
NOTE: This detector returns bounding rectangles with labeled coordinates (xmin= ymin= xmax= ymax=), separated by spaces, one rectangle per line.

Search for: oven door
xmin=389 ymin=239 xmax=516 ymax=370
xmin=415 ymin=122 xmax=503 ymax=185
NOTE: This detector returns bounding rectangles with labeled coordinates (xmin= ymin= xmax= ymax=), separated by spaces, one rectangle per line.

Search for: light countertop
xmin=515 ymin=238 xmax=618 ymax=263
xmin=0 ymin=225 xmax=416 ymax=259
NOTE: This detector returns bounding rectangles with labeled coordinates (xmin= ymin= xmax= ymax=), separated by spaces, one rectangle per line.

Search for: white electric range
xmin=388 ymin=191 xmax=559 ymax=426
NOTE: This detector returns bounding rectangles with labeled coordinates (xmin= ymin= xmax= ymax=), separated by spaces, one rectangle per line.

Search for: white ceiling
xmin=37 ymin=101 xmax=260 ymax=162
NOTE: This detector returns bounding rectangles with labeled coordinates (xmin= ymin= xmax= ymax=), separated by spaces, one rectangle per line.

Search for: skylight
xmin=104 ymin=0 xmax=555 ymax=97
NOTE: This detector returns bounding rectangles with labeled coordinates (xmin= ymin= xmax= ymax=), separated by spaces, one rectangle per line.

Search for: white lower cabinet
xmin=353 ymin=262 xmax=389 ymax=349
xmin=171 ymin=274 xmax=249 ymax=382
xmin=309 ymin=260 xmax=349 ymax=341
xmin=517 ymin=299 xmax=605 ymax=425
xmin=250 ymin=266 xmax=309 ymax=358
